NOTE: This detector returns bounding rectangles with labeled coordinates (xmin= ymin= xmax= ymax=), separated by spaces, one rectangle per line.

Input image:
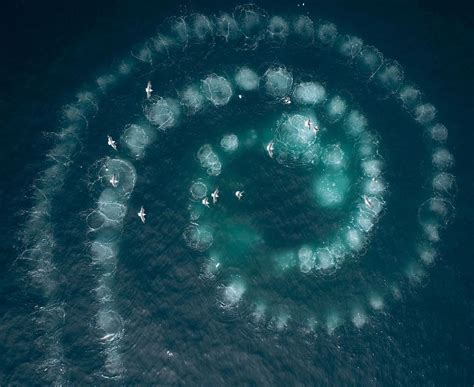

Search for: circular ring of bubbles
xmin=17 ymin=4 xmax=456 ymax=381
xmin=185 ymin=68 xmax=387 ymax=281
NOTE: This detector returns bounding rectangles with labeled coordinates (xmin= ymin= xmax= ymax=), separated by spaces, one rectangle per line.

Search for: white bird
xmin=138 ymin=206 xmax=146 ymax=223
xmin=211 ymin=188 xmax=219 ymax=204
xmin=238 ymin=94 xmax=243 ymax=99
xmin=107 ymin=135 xmax=117 ymax=151
xmin=109 ymin=174 xmax=119 ymax=187
xmin=266 ymin=141 xmax=274 ymax=158
xmin=305 ymin=118 xmax=312 ymax=128
xmin=282 ymin=96 xmax=292 ymax=105
xmin=235 ymin=190 xmax=244 ymax=200
xmin=145 ymin=81 xmax=153 ymax=99
xmin=202 ymin=197 xmax=210 ymax=208
xmin=363 ymin=195 xmax=373 ymax=209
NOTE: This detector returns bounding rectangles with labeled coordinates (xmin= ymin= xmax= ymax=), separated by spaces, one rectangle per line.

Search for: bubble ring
xmin=16 ymin=6 xmax=456 ymax=382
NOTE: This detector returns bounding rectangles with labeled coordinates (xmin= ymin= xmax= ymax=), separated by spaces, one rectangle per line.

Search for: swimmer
xmin=109 ymin=174 xmax=119 ymax=188
xmin=107 ymin=135 xmax=117 ymax=151
xmin=202 ymin=197 xmax=210 ymax=208
xmin=235 ymin=190 xmax=244 ymax=200
xmin=138 ymin=206 xmax=146 ymax=223
xmin=211 ymin=188 xmax=219 ymax=204
xmin=145 ymin=81 xmax=153 ymax=99
xmin=266 ymin=141 xmax=274 ymax=158
xmin=363 ymin=195 xmax=373 ymax=209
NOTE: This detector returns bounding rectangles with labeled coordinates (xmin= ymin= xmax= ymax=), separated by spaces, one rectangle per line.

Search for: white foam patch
xmin=432 ymin=147 xmax=455 ymax=170
xmin=369 ymin=294 xmax=384 ymax=310
xmin=204 ymin=255 xmax=221 ymax=277
xmin=361 ymin=159 xmax=383 ymax=178
xmin=192 ymin=14 xmax=214 ymax=41
xmin=292 ymin=82 xmax=326 ymax=105
xmin=414 ymin=103 xmax=437 ymax=125
xmin=90 ymin=241 xmax=116 ymax=265
xmin=197 ymin=144 xmax=222 ymax=176
xmin=432 ymin=172 xmax=456 ymax=196
xmin=422 ymin=222 xmax=441 ymax=243
xmin=298 ymin=246 xmax=315 ymax=273
xmin=190 ymin=180 xmax=208 ymax=200
xmin=354 ymin=210 xmax=375 ymax=233
xmin=428 ymin=123 xmax=448 ymax=142
xmin=326 ymin=313 xmax=341 ymax=335
xmin=417 ymin=244 xmax=438 ymax=265
xmin=215 ymin=13 xmax=241 ymax=41
xmin=180 ymin=85 xmax=206 ymax=114
xmin=419 ymin=197 xmax=454 ymax=227
xmin=234 ymin=67 xmax=260 ymax=91
xmin=344 ymin=227 xmax=364 ymax=252
xmin=317 ymin=22 xmax=338 ymax=45
xmin=223 ymin=279 xmax=246 ymax=306
xmin=97 ymin=309 xmax=124 ymax=342
xmin=98 ymin=189 xmax=127 ymax=222
xmin=357 ymin=46 xmax=383 ymax=77
xmin=273 ymin=113 xmax=320 ymax=166
xmin=252 ymin=302 xmax=267 ymax=322
xmin=100 ymin=158 xmax=137 ymax=198
xmin=273 ymin=312 xmax=290 ymax=331
xmin=220 ymin=134 xmax=239 ymax=152
xmin=122 ymin=124 xmax=153 ymax=159
xmin=321 ymin=144 xmax=347 ymax=170
xmin=263 ymin=67 xmax=293 ymax=97
xmin=151 ymin=34 xmax=171 ymax=57
xmin=364 ymin=177 xmax=386 ymax=195
xmin=234 ymin=4 xmax=267 ymax=40
xmin=325 ymin=95 xmax=347 ymax=122
xmin=398 ymin=84 xmax=422 ymax=110
xmin=405 ymin=262 xmax=427 ymax=285
xmin=201 ymin=74 xmax=233 ymax=106
xmin=144 ymin=98 xmax=181 ymax=129
xmin=96 ymin=74 xmax=117 ymax=92
xmin=351 ymin=310 xmax=367 ymax=328
xmin=183 ymin=224 xmax=214 ymax=252
xmin=337 ymin=35 xmax=363 ymax=59
xmin=293 ymin=15 xmax=314 ymax=43
xmin=267 ymin=16 xmax=289 ymax=42
xmin=314 ymin=171 xmax=350 ymax=208
xmin=274 ymin=251 xmax=297 ymax=271
xmin=169 ymin=17 xmax=189 ymax=46
xmin=314 ymin=248 xmax=336 ymax=271
xmin=344 ymin=110 xmax=368 ymax=137
xmin=373 ymin=60 xmax=404 ymax=94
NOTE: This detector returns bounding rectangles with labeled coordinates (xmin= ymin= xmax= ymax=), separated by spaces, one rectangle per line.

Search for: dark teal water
xmin=0 ymin=1 xmax=472 ymax=385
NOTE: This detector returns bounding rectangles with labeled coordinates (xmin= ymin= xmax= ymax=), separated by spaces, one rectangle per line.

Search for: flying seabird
xmin=266 ymin=141 xmax=274 ymax=158
xmin=107 ymin=135 xmax=117 ymax=151
xmin=211 ymin=188 xmax=219 ymax=204
xmin=363 ymin=195 xmax=373 ymax=209
xmin=235 ymin=190 xmax=244 ymax=200
xmin=145 ymin=81 xmax=153 ymax=99
xmin=138 ymin=206 xmax=146 ymax=223
xmin=202 ymin=197 xmax=210 ymax=208
xmin=109 ymin=174 xmax=119 ymax=187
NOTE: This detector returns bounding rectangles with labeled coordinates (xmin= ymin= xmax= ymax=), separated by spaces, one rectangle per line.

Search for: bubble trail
xmin=17 ymin=5 xmax=457 ymax=381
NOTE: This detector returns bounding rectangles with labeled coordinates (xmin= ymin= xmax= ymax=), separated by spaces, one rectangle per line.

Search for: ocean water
xmin=0 ymin=0 xmax=473 ymax=385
